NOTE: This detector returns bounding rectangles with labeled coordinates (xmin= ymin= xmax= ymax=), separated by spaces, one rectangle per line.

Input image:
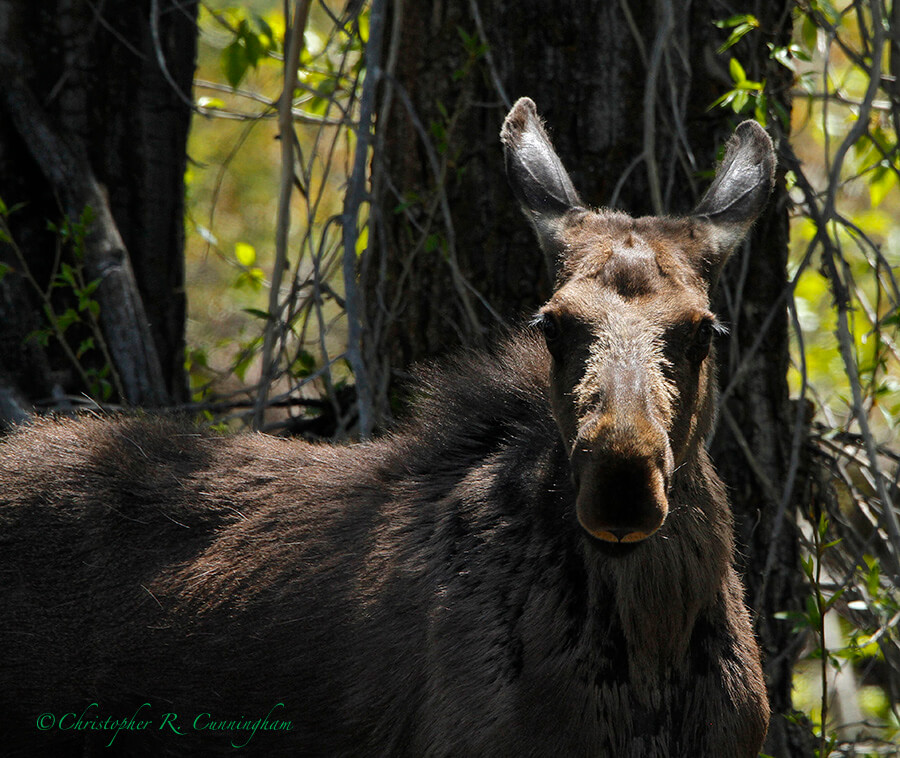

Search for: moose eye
xmin=687 ymin=318 xmax=716 ymax=364
xmin=537 ymin=312 xmax=564 ymax=357
xmin=541 ymin=314 xmax=560 ymax=342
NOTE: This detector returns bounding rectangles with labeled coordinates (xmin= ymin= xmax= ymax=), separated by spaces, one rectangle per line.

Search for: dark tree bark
xmin=0 ymin=0 xmax=197 ymax=410
xmin=366 ymin=1 xmax=812 ymax=754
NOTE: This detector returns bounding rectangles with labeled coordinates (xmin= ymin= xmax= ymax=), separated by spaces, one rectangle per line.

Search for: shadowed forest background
xmin=0 ymin=1 xmax=899 ymax=755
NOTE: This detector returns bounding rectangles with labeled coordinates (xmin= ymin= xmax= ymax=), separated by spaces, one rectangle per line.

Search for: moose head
xmin=501 ymin=97 xmax=774 ymax=545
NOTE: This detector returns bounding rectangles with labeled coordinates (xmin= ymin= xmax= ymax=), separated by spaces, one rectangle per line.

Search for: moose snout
xmin=570 ymin=420 xmax=674 ymax=545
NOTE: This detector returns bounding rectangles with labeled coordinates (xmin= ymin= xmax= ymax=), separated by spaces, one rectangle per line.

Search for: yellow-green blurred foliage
xmin=185 ymin=0 xmax=359 ymax=406
xmin=788 ymin=6 xmax=900 ymax=443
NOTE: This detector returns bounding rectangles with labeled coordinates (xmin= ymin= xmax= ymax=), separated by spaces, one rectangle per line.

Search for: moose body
xmin=1 ymin=99 xmax=773 ymax=757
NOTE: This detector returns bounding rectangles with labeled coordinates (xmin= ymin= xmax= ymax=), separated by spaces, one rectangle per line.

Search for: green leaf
xmin=851 ymin=634 xmax=883 ymax=661
xmin=76 ymin=337 xmax=95 ymax=358
xmin=26 ymin=328 xmax=51 ymax=347
xmin=356 ymin=8 xmax=369 ymax=44
xmin=235 ymin=241 xmax=256 ymax=267
xmin=865 ymin=556 xmax=882 ymax=596
xmin=58 ymin=262 xmax=78 ymax=289
xmin=769 ymin=42 xmax=810 ymax=70
xmin=232 ymin=340 xmax=261 ymax=382
xmin=729 ymin=57 xmax=747 ymax=84
xmin=234 ymin=267 xmax=265 ymax=292
xmin=814 ymin=0 xmax=841 ymax=25
xmin=822 ymin=586 xmax=846 ymax=612
xmin=714 ymin=13 xmax=758 ymax=29
xmin=818 ymin=512 xmax=828 ymax=540
xmin=868 ymin=165 xmax=896 ymax=208
xmin=717 ymin=19 xmax=759 ymax=54
xmin=800 ymin=13 xmax=818 ymax=54
xmin=754 ymin=92 xmax=768 ymax=126
xmin=805 ymin=594 xmax=821 ymax=628
xmin=57 ymin=307 xmax=80 ymax=332
xmin=456 ymin=26 xmax=488 ymax=58
xmin=457 ymin=26 xmax=474 ymax=49
xmin=255 ymin=14 xmax=276 ymax=47
xmin=222 ymin=40 xmax=250 ymax=89
xmin=79 ymin=205 xmax=95 ymax=228
xmin=98 ymin=377 xmax=113 ymax=401
xmin=708 ymin=89 xmax=733 ymax=111
xmin=393 ymin=192 xmax=421 ymax=214
xmin=883 ymin=308 xmax=900 ymax=328
xmin=291 ymin=349 xmax=316 ymax=378
xmin=197 ymin=96 xmax=226 ymax=110
xmin=0 ymin=262 xmax=10 ymax=281
xmin=243 ymin=27 xmax=263 ymax=67
xmin=773 ymin=610 xmax=806 ymax=633
xmin=731 ymin=89 xmax=749 ymax=113
xmin=185 ymin=347 xmax=209 ymax=372
xmin=242 ymin=308 xmax=270 ymax=320
xmin=354 ymin=224 xmax=369 ymax=257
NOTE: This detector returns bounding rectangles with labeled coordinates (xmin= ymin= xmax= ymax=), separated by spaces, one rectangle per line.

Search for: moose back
xmin=0 ymin=98 xmax=774 ymax=757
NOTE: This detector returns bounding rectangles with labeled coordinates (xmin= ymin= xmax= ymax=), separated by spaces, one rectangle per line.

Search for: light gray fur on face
xmin=573 ymin=312 xmax=676 ymax=442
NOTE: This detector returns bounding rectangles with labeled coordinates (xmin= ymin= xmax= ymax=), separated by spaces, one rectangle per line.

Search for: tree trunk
xmin=366 ymin=1 xmax=811 ymax=754
xmin=0 ymin=0 xmax=196 ymax=410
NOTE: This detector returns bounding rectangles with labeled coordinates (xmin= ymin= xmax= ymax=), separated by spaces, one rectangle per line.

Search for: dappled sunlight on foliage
xmin=715 ymin=1 xmax=900 ymax=753
xmin=786 ymin=6 xmax=900 ymax=444
xmin=185 ymin=0 xmax=366 ymax=434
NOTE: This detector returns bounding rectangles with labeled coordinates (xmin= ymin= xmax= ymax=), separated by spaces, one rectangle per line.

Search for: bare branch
xmin=254 ymin=0 xmax=311 ymax=430
xmin=340 ymin=0 xmax=386 ymax=439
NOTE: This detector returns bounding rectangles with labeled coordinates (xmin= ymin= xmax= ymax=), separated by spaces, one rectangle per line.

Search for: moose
xmin=1 ymin=98 xmax=774 ymax=757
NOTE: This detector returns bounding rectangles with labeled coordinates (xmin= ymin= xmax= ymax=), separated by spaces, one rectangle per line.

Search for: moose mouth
xmin=584 ymin=533 xmax=644 ymax=558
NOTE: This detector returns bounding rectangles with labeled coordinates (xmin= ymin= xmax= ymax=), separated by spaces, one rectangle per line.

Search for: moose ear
xmin=501 ymin=98 xmax=582 ymax=258
xmin=693 ymin=120 xmax=775 ymax=274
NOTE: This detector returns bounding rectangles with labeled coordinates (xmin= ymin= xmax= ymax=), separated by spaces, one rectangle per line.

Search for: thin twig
xmin=254 ymin=0 xmax=310 ymax=430
xmin=340 ymin=0 xmax=386 ymax=439
xmin=468 ymin=0 xmax=511 ymax=109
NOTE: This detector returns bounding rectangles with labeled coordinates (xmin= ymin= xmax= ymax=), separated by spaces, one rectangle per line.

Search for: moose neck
xmin=574 ymin=449 xmax=734 ymax=673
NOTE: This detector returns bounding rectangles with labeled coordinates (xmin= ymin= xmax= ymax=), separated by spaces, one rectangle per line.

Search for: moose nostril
xmin=594 ymin=527 xmax=652 ymax=544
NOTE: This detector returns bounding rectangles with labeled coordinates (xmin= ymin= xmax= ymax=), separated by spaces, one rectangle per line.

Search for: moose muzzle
xmin=570 ymin=417 xmax=674 ymax=544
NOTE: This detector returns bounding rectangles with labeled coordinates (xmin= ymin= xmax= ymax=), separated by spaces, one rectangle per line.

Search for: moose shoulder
xmin=0 ymin=98 xmax=774 ymax=757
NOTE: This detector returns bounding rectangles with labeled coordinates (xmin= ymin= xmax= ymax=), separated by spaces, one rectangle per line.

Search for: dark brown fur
xmin=0 ymin=99 xmax=774 ymax=757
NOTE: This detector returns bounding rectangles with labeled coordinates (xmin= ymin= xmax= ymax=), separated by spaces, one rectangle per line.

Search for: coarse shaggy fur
xmin=1 ymin=98 xmax=775 ymax=757
xmin=0 ymin=333 xmax=765 ymax=757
